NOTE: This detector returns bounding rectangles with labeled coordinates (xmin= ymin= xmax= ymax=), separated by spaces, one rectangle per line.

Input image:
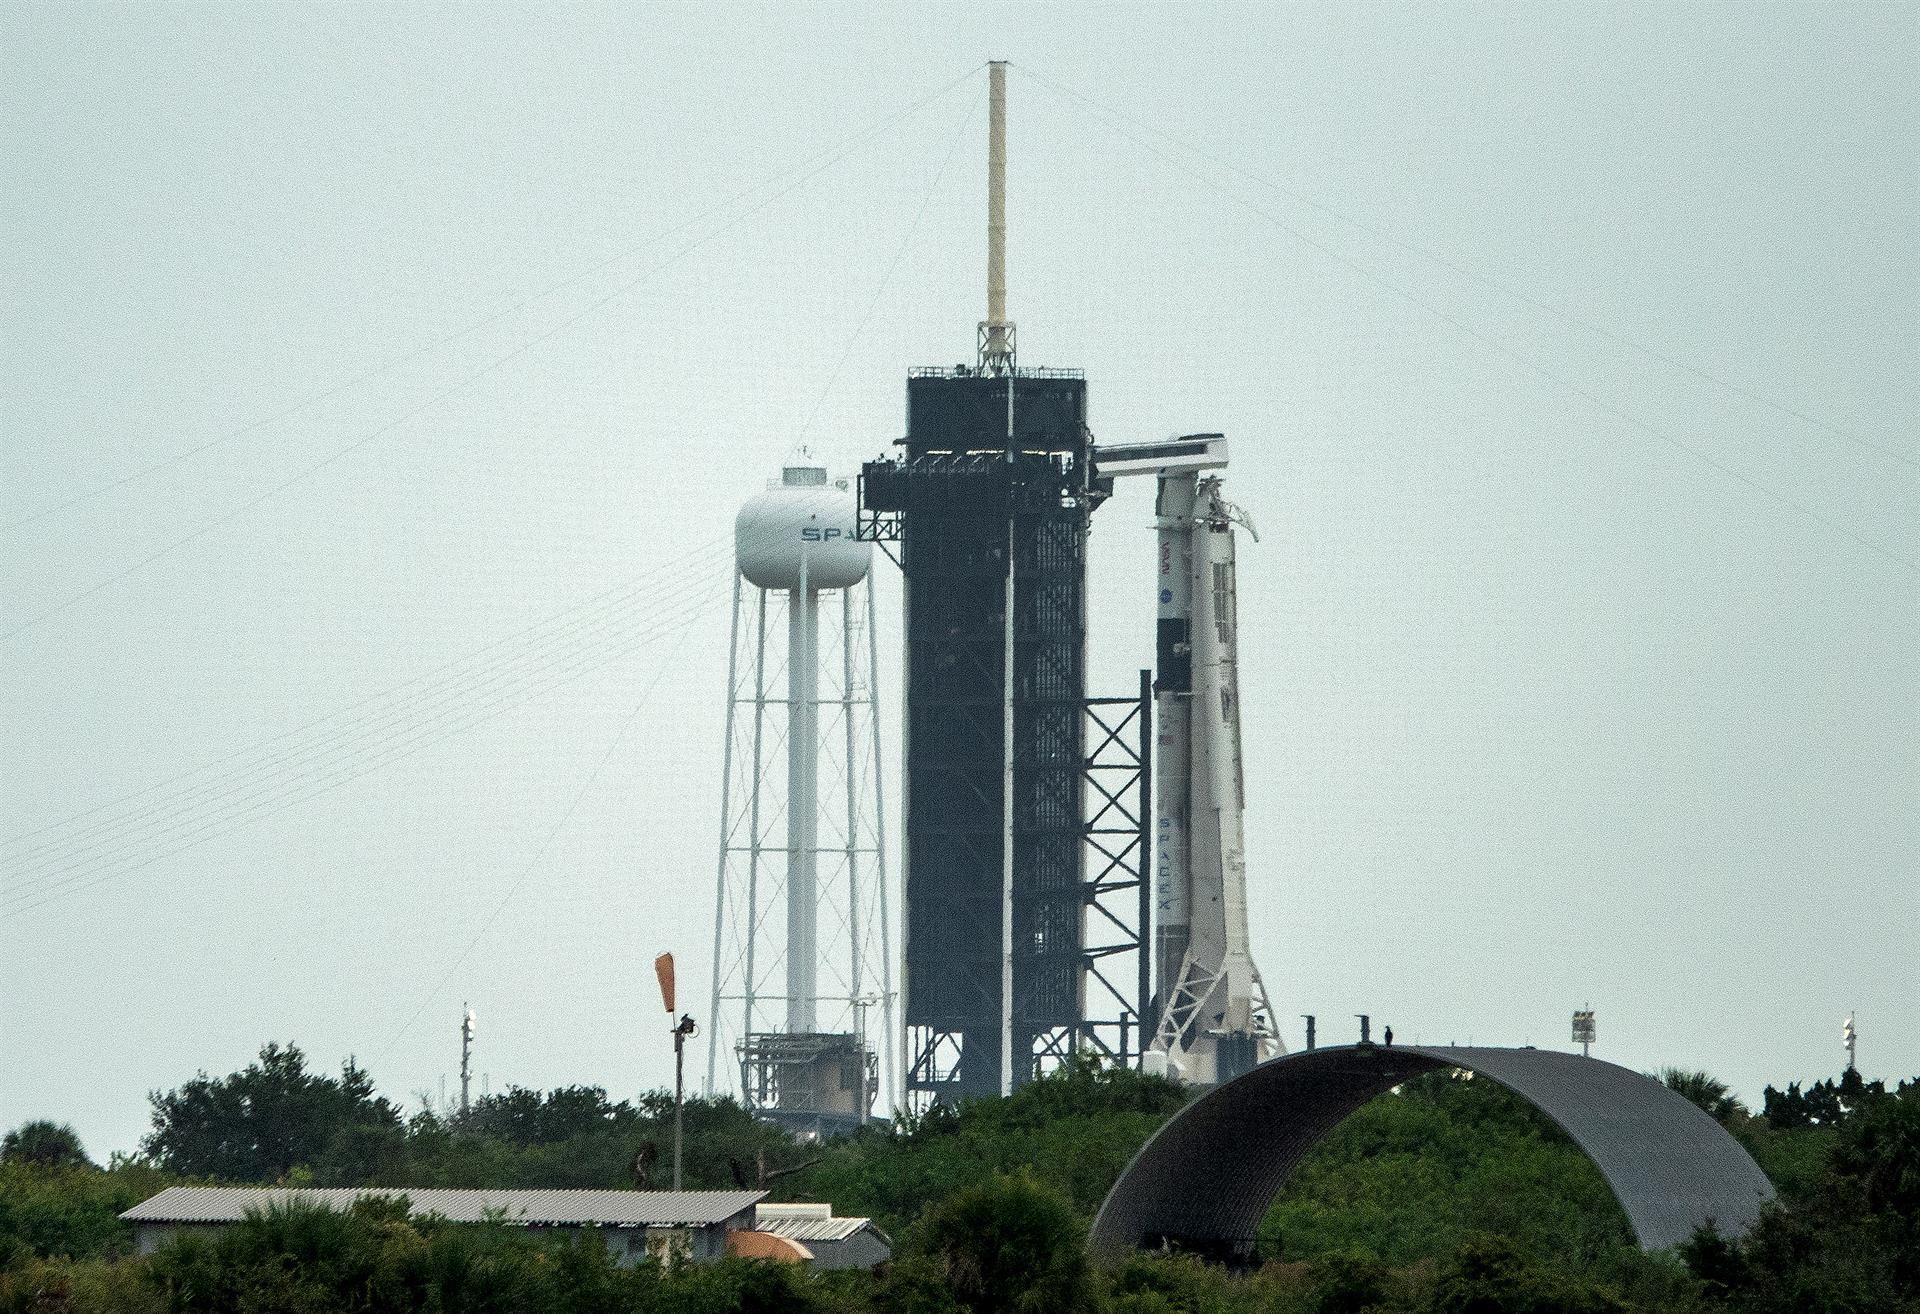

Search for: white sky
xmin=3 ymin=2 xmax=1915 ymax=1159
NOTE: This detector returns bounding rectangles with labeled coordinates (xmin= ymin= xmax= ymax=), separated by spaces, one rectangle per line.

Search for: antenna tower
xmin=459 ymin=1005 xmax=475 ymax=1114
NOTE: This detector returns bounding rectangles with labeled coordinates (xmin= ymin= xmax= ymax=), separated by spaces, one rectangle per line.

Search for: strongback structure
xmin=1090 ymin=1045 xmax=1777 ymax=1259
xmin=706 ymin=457 xmax=895 ymax=1134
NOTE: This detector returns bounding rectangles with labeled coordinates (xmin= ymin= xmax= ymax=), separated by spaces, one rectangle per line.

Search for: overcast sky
xmin=3 ymin=2 xmax=1915 ymax=1159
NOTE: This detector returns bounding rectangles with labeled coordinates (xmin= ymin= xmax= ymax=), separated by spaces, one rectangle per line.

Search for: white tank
xmin=735 ymin=461 xmax=871 ymax=591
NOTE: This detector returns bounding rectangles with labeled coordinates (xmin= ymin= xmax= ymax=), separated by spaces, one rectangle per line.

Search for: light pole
xmin=655 ymin=953 xmax=698 ymax=1191
xmin=1572 ymin=1007 xmax=1596 ymax=1059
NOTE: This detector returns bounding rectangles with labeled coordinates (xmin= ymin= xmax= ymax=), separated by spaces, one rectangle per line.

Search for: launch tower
xmin=860 ymin=62 xmax=1278 ymax=1105
xmin=859 ymin=64 xmax=1122 ymax=1105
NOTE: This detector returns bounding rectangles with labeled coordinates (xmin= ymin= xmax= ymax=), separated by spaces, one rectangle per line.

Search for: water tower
xmin=705 ymin=451 xmax=896 ymax=1132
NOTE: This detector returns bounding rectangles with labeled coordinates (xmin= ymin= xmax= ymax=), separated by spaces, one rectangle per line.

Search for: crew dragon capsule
xmin=1094 ymin=434 xmax=1280 ymax=1085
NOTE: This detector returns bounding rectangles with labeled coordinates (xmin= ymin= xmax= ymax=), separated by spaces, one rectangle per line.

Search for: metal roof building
xmin=754 ymin=1203 xmax=893 ymax=1269
xmin=122 ymin=1187 xmax=765 ymax=1265
xmin=1091 ymin=1044 xmax=1776 ymax=1261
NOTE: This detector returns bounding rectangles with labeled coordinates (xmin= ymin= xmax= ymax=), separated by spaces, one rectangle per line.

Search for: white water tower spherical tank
xmin=735 ymin=461 xmax=871 ymax=591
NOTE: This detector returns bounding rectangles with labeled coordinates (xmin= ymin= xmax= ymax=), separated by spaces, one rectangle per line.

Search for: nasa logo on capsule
xmin=1160 ymin=589 xmax=1173 ymax=604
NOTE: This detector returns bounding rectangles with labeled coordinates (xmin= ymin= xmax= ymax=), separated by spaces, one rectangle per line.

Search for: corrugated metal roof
xmin=122 ymin=1186 xmax=765 ymax=1228
xmin=754 ymin=1205 xmax=887 ymax=1244
xmin=1091 ymin=1044 xmax=1777 ymax=1259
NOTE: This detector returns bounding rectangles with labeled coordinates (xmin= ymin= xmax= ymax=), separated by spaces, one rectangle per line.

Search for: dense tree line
xmin=3 ymin=1047 xmax=1915 ymax=1312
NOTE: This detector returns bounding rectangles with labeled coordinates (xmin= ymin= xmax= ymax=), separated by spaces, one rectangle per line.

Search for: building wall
xmin=134 ymin=1223 xmax=221 ymax=1256
xmin=805 ymin=1228 xmax=893 ymax=1270
xmin=133 ymin=1219 xmax=732 ymax=1266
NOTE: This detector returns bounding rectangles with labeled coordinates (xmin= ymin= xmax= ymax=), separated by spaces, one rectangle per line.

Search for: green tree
xmin=1261 ymin=1070 xmax=1631 ymax=1269
xmin=906 ymin=1173 xmax=1100 ymax=1314
xmin=1659 ymin=1069 xmax=1748 ymax=1126
xmin=1761 ymin=1069 xmax=1887 ymax=1131
xmin=1831 ymin=1080 xmax=1920 ymax=1220
xmin=1423 ymin=1234 xmax=1629 ymax=1314
xmin=457 ymin=1083 xmax=631 ymax=1147
xmin=0 ymin=1157 xmax=172 ymax=1263
xmin=797 ymin=1056 xmax=1187 ymax=1235
xmin=1308 ymin=1251 xmax=1391 ymax=1314
xmin=0 ymin=1121 xmax=91 ymax=1170
xmin=142 ymin=1043 xmax=400 ymax=1181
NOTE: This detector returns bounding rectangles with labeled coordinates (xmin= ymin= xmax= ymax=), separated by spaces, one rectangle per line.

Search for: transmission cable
xmin=1012 ymin=63 xmax=1915 ymax=474
xmin=4 ymin=64 xmax=986 ymax=535
xmin=1 ymin=516 xmax=812 ymax=911
xmin=1015 ymin=65 xmax=1917 ymax=574
xmin=796 ymin=89 xmax=980 ymax=445
xmin=384 ymin=615 xmax=701 ymax=1050
xmin=0 ymin=545 xmax=748 ymax=889
xmin=2 ymin=69 xmax=987 ymax=642
xmin=0 ymin=581 xmax=727 ymax=909
xmin=1 ymin=527 xmax=719 ymax=852
xmin=0 ymin=589 xmax=728 ymax=916
xmin=0 ymin=582 xmax=729 ymax=916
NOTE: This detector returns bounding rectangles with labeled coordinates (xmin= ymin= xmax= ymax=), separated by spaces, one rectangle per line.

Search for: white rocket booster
xmin=1091 ymin=434 xmax=1280 ymax=1085
xmin=1147 ymin=471 xmax=1278 ymax=1085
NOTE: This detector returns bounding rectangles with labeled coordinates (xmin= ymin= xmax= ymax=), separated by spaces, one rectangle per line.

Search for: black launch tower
xmin=860 ymin=368 xmax=1106 ymax=1103
xmin=856 ymin=63 xmax=1150 ymax=1108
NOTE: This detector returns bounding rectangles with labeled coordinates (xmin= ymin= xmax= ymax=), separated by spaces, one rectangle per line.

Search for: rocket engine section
xmin=1150 ymin=473 xmax=1279 ymax=1084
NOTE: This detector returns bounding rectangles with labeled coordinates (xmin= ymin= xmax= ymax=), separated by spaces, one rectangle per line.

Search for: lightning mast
xmin=980 ymin=61 xmax=1014 ymax=375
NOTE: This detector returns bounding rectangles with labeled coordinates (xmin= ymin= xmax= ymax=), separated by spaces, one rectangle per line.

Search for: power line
xmin=2 ymin=68 xmax=987 ymax=641
xmin=0 ymin=516 xmax=830 ymax=873
xmin=0 ymin=540 xmax=807 ymax=904
xmin=1015 ymin=65 xmax=1917 ymax=574
xmin=0 ymin=583 xmax=728 ymax=916
xmin=1011 ymin=63 xmax=1915 ymax=474
xmin=0 ymin=515 xmax=831 ymax=911
xmin=0 ymin=580 xmax=725 ymax=918
xmin=4 ymin=64 xmax=986 ymax=535
xmin=796 ymin=90 xmax=980 ymax=445
xmin=2 ymin=528 xmax=724 ymax=851
xmin=0 ymin=580 xmax=728 ymax=910
xmin=384 ymin=617 xmax=699 ymax=1051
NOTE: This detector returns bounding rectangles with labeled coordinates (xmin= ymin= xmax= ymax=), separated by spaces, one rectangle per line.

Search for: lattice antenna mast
xmin=979 ymin=61 xmax=1015 ymax=375
xmin=459 ymin=1005 xmax=475 ymax=1115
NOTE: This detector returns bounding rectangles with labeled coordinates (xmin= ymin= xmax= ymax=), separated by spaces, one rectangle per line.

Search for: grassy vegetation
xmin=2 ymin=1051 xmax=1914 ymax=1312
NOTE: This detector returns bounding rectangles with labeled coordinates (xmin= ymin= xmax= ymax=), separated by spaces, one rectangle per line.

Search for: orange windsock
xmin=654 ymin=953 xmax=676 ymax=1015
